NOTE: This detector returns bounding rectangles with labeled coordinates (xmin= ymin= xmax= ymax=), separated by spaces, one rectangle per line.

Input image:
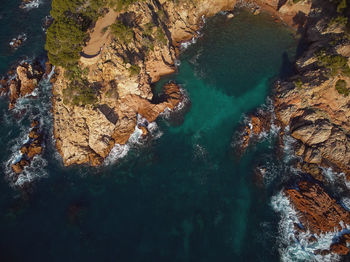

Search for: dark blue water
xmin=0 ymin=3 xmax=300 ymax=262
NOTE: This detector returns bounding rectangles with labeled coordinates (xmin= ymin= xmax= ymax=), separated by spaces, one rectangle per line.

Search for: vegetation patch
xmin=294 ymin=78 xmax=303 ymax=89
xmin=316 ymin=51 xmax=350 ymax=77
xmin=335 ymin=79 xmax=349 ymax=96
xmin=63 ymin=79 xmax=99 ymax=106
xmin=128 ymin=64 xmax=141 ymax=76
xmin=45 ymin=0 xmax=108 ymax=69
xmin=329 ymin=16 xmax=348 ymax=27
xmin=110 ymin=20 xmax=134 ymax=43
xmin=155 ymin=27 xmax=168 ymax=45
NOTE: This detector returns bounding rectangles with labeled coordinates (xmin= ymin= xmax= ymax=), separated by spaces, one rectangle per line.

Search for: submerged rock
xmin=236 ymin=110 xmax=272 ymax=153
xmin=9 ymin=34 xmax=27 ymax=49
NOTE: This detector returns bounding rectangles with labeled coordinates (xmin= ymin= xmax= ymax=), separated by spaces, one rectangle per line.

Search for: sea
xmin=1 ymin=1 xmax=349 ymax=261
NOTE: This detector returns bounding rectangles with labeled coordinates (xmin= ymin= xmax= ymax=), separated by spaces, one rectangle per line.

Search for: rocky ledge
xmin=0 ymin=61 xmax=46 ymax=109
xmin=286 ymin=180 xmax=350 ymax=255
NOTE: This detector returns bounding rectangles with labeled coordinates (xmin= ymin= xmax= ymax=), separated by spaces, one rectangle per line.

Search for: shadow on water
xmin=279 ymin=51 xmax=296 ymax=80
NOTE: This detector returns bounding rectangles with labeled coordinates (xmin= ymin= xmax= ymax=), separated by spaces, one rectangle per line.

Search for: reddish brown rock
xmin=28 ymin=129 xmax=40 ymax=139
xmin=9 ymin=80 xmax=20 ymax=110
xmin=236 ymin=111 xmax=272 ymax=153
xmin=12 ymin=121 xmax=43 ymax=174
xmin=330 ymin=242 xmax=349 ymax=255
xmin=3 ymin=62 xmax=44 ymax=109
xmin=17 ymin=65 xmax=38 ymax=96
xmin=44 ymin=61 xmax=53 ymax=77
xmin=285 ymin=181 xmax=350 ymax=234
xmin=138 ymin=124 xmax=148 ymax=137
xmin=11 ymin=159 xmax=30 ymax=174
xmin=26 ymin=142 xmax=43 ymax=159
xmin=31 ymin=120 xmax=39 ymax=128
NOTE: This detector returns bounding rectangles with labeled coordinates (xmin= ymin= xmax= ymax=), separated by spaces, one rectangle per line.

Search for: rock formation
xmin=0 ymin=61 xmax=45 ymax=109
xmin=274 ymin=4 xmax=350 ymax=178
xmin=11 ymin=120 xmax=43 ymax=176
xmin=286 ymin=181 xmax=350 ymax=234
xmin=286 ymin=180 xmax=350 ymax=255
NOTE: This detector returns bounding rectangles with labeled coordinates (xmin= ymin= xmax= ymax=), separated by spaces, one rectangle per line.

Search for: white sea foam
xmin=174 ymin=59 xmax=181 ymax=67
xmin=15 ymin=155 xmax=48 ymax=187
xmin=104 ymin=144 xmax=130 ymax=166
xmin=104 ymin=115 xmax=162 ymax=165
xmin=9 ymin=33 xmax=27 ymax=49
xmin=282 ymin=126 xmax=299 ymax=164
xmin=20 ymin=0 xmax=41 ymax=10
xmin=271 ymin=191 xmax=343 ymax=262
xmin=341 ymin=197 xmax=350 ymax=211
xmin=180 ymin=37 xmax=198 ymax=50
xmin=3 ymin=123 xmax=47 ymax=187
xmin=321 ymin=167 xmax=350 ymax=190
xmin=193 ymin=143 xmax=208 ymax=160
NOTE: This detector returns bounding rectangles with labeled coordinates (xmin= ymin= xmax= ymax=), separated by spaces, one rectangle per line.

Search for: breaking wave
xmin=20 ymin=0 xmax=42 ymax=10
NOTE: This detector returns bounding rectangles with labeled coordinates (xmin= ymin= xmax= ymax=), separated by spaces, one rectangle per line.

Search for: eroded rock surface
xmin=286 ymin=181 xmax=350 ymax=234
xmin=0 ymin=61 xmax=44 ymax=109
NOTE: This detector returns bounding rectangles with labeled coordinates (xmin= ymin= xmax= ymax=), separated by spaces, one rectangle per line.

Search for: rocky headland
xmin=51 ymin=0 xmax=312 ymax=167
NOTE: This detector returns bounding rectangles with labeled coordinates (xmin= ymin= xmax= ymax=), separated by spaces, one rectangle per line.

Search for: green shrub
xmin=143 ymin=22 xmax=154 ymax=36
xmin=335 ymin=79 xmax=349 ymax=96
xmin=155 ymin=27 xmax=167 ymax=45
xmin=294 ymin=78 xmax=303 ymax=89
xmin=46 ymin=0 xmax=108 ymax=68
xmin=329 ymin=16 xmax=348 ymax=27
xmin=317 ymin=52 xmax=350 ymax=77
xmin=128 ymin=64 xmax=141 ymax=76
xmin=63 ymin=80 xmax=98 ymax=106
xmin=110 ymin=20 xmax=134 ymax=43
xmin=46 ymin=0 xmax=143 ymax=69
xmin=337 ymin=0 xmax=347 ymax=13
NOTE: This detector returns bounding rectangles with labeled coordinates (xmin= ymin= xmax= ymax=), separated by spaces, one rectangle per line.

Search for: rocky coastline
xmin=1 ymin=0 xmax=348 ymax=258
xmin=52 ymin=0 xmax=313 ymax=167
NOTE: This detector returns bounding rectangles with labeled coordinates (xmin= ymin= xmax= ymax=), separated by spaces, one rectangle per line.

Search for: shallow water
xmin=0 ymin=3 xmax=312 ymax=261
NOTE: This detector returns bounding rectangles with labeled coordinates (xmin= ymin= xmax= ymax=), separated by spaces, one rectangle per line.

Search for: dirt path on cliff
xmin=82 ymin=9 xmax=118 ymax=56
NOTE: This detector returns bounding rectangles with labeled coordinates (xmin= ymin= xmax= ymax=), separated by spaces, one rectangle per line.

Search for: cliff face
xmin=274 ymin=3 xmax=350 ymax=178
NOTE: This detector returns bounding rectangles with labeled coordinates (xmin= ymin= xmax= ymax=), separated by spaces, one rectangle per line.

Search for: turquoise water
xmin=0 ymin=4 xmax=299 ymax=262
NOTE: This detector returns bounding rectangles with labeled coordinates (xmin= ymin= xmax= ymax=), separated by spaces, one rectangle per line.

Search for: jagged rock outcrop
xmin=0 ymin=61 xmax=44 ymax=109
xmin=286 ymin=181 xmax=350 ymax=255
xmin=235 ymin=110 xmax=273 ymax=153
xmin=9 ymin=34 xmax=26 ymax=49
xmin=11 ymin=120 xmax=43 ymax=175
xmin=286 ymin=181 xmax=350 ymax=234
